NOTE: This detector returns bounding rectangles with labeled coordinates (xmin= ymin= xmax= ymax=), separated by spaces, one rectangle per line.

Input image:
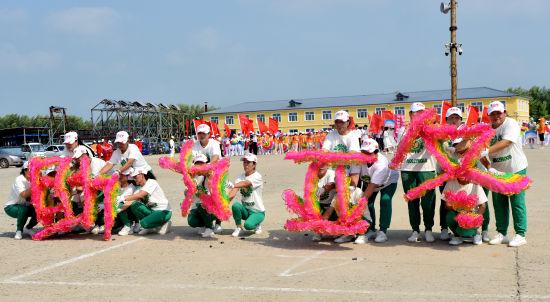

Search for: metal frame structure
xmin=48 ymin=106 xmax=67 ymax=145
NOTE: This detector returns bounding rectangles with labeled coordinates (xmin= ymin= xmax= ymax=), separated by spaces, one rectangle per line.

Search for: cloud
xmin=45 ymin=7 xmax=119 ymax=35
xmin=0 ymin=8 xmax=28 ymax=24
xmin=0 ymin=44 xmax=60 ymax=73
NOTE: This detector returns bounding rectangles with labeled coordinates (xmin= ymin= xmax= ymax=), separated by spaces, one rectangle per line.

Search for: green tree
xmin=507 ymin=86 xmax=550 ymax=119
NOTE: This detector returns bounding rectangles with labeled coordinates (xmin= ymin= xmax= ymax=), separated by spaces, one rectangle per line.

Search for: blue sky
xmin=1 ymin=0 xmax=549 ymax=118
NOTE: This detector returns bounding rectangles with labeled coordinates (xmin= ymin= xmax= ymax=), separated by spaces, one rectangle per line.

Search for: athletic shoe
xmin=14 ymin=231 xmax=22 ymax=240
xmin=138 ymin=228 xmax=155 ymax=235
xmin=449 ymin=236 xmax=463 ymax=246
xmin=132 ymin=222 xmax=141 ymax=234
xmin=481 ymin=231 xmax=490 ymax=243
xmin=158 ymin=221 xmax=172 ymax=235
xmin=424 ymin=230 xmax=435 ymax=243
xmin=23 ymin=227 xmax=36 ymax=236
xmin=334 ymin=235 xmax=354 ymax=243
xmin=312 ymin=234 xmax=322 ymax=242
xmin=196 ymin=227 xmax=206 ymax=235
xmin=407 ymin=231 xmax=420 ymax=242
xmin=354 ymin=235 xmax=367 ymax=244
xmin=365 ymin=229 xmax=377 ymax=240
xmin=508 ymin=234 xmax=527 ymax=247
xmin=473 ymin=234 xmax=482 ymax=245
xmin=254 ymin=225 xmax=262 ymax=235
xmin=232 ymin=227 xmax=242 ymax=237
xmin=91 ymin=225 xmax=101 ymax=235
xmin=201 ymin=228 xmax=215 ymax=238
xmin=374 ymin=231 xmax=388 ymax=243
xmin=213 ymin=224 xmax=223 ymax=234
xmin=440 ymin=229 xmax=450 ymax=241
xmin=118 ymin=225 xmax=133 ymax=236
xmin=489 ymin=233 xmax=509 ymax=245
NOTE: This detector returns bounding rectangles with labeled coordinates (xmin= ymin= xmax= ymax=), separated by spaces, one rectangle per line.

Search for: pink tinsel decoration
xmin=455 ymin=212 xmax=483 ymax=229
xmin=444 ymin=191 xmax=478 ymax=211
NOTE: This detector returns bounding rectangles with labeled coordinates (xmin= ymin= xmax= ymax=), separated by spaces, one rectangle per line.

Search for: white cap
xmin=63 ymin=131 xmax=78 ymax=144
xmin=130 ymin=167 xmax=148 ymax=177
xmin=241 ymin=153 xmax=257 ymax=163
xmin=114 ymin=131 xmax=129 ymax=144
xmin=197 ymin=124 xmax=211 ymax=134
xmin=72 ymin=146 xmax=88 ymax=159
xmin=488 ymin=101 xmax=505 ymax=114
xmin=452 ymin=138 xmax=464 ymax=145
xmin=360 ymin=138 xmax=379 ymax=153
xmin=334 ymin=110 xmax=350 ymax=122
xmin=121 ymin=168 xmax=134 ymax=176
xmin=22 ymin=161 xmax=29 ymax=169
xmin=410 ymin=102 xmax=426 ymax=112
xmin=193 ymin=153 xmax=208 ymax=164
xmin=446 ymin=107 xmax=463 ymax=118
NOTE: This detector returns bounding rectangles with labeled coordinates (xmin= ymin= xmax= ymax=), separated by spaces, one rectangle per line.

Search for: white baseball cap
xmin=63 ymin=131 xmax=78 ymax=144
xmin=114 ymin=131 xmax=129 ymax=144
xmin=130 ymin=167 xmax=148 ymax=177
xmin=360 ymin=138 xmax=379 ymax=153
xmin=446 ymin=107 xmax=463 ymax=118
xmin=72 ymin=146 xmax=89 ymax=159
xmin=22 ymin=161 xmax=29 ymax=169
xmin=452 ymin=138 xmax=464 ymax=145
xmin=121 ymin=168 xmax=134 ymax=176
xmin=197 ymin=124 xmax=211 ymax=134
xmin=193 ymin=153 xmax=208 ymax=164
xmin=241 ymin=153 xmax=257 ymax=163
xmin=488 ymin=101 xmax=505 ymax=114
xmin=410 ymin=102 xmax=426 ymax=112
xmin=334 ymin=110 xmax=350 ymax=122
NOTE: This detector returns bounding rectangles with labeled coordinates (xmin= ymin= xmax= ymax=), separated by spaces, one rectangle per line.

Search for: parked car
xmin=21 ymin=143 xmax=46 ymax=158
xmin=44 ymin=145 xmax=66 ymax=157
xmin=0 ymin=148 xmax=25 ymax=168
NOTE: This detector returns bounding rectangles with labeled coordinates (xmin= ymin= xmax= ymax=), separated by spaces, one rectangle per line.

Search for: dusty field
xmin=0 ymin=148 xmax=549 ymax=302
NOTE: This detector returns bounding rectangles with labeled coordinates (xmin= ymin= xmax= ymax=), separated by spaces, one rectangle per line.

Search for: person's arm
xmin=99 ymin=162 xmax=115 ymax=175
xmin=322 ymin=182 xmax=336 ymax=192
xmin=349 ymin=173 xmax=359 ymax=187
xmin=322 ymin=206 xmax=335 ymax=219
xmin=363 ymin=182 xmax=378 ymax=201
xmin=476 ymin=203 xmax=486 ymax=215
xmin=19 ymin=188 xmax=31 ymax=200
xmin=118 ymin=158 xmax=135 ymax=173
xmin=233 ymin=180 xmax=252 ymax=188
xmin=488 ymin=139 xmax=513 ymax=155
xmin=210 ymin=155 xmax=220 ymax=163
xmin=119 ymin=190 xmax=148 ymax=211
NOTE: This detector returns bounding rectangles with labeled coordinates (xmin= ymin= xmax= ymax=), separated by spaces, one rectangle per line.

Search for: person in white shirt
xmin=484 ymin=101 xmax=529 ymax=247
xmin=62 ymin=131 xmax=93 ymax=158
xmin=116 ymin=168 xmax=138 ymax=236
xmin=169 ymin=136 xmax=176 ymax=158
xmin=193 ymin=124 xmax=222 ymax=163
xmin=401 ymin=102 xmax=437 ymax=243
xmin=186 ymin=154 xmax=218 ymax=238
xmin=228 ymin=153 xmax=265 ymax=237
xmin=99 ymin=131 xmax=154 ymax=179
xmin=118 ymin=168 xmax=172 ymax=235
xmin=310 ymin=164 xmax=337 ymax=242
xmin=4 ymin=162 xmax=37 ymax=239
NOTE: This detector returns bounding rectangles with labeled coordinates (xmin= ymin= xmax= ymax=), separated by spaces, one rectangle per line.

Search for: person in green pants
xmin=401 ymin=102 xmax=437 ymax=243
xmin=118 ymin=168 xmax=172 ymax=235
xmin=4 ymin=162 xmax=37 ymax=240
xmin=186 ymin=154 xmax=218 ymax=238
xmin=311 ymin=163 xmax=337 ymax=242
xmin=485 ymin=101 xmax=528 ymax=247
xmin=229 ymin=153 xmax=265 ymax=237
xmin=115 ymin=168 xmax=138 ymax=236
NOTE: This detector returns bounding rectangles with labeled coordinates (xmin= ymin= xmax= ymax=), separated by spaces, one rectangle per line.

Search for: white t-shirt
xmin=330 ymin=186 xmax=371 ymax=221
xmin=322 ymin=130 xmax=360 ymax=153
xmin=401 ymin=138 xmax=436 ymax=172
xmin=109 ymin=144 xmax=152 ymax=172
xmin=442 ymin=180 xmax=488 ymax=205
xmin=354 ymin=153 xmax=399 ymax=191
xmin=317 ymin=169 xmax=336 ymax=205
xmin=191 ymin=175 xmax=208 ymax=209
xmin=489 ymin=117 xmax=528 ymax=173
xmin=120 ymin=183 xmax=136 ymax=198
xmin=140 ymin=179 xmax=171 ymax=211
xmin=235 ymin=171 xmax=265 ymax=212
xmin=192 ymin=139 xmax=222 ymax=162
xmin=5 ymin=175 xmax=30 ymax=207
xmin=90 ymin=157 xmax=106 ymax=177
xmin=169 ymin=139 xmax=175 ymax=149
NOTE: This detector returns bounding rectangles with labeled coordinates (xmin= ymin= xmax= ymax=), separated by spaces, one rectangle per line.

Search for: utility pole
xmin=441 ymin=1 xmax=462 ymax=106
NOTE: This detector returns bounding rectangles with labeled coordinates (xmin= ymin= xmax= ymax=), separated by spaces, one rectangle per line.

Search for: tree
xmin=507 ymin=86 xmax=550 ymax=119
xmin=0 ymin=114 xmax=92 ymax=130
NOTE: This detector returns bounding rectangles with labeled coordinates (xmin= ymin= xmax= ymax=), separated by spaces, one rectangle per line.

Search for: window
xmin=272 ymin=113 xmax=281 ymax=122
xmin=210 ymin=116 xmax=219 ymax=124
xmin=322 ymin=110 xmax=332 ymax=120
xmin=225 ymin=115 xmax=234 ymax=125
xmin=357 ymin=108 xmax=368 ymax=118
xmin=433 ymin=104 xmax=442 ymax=114
xmin=45 ymin=146 xmax=55 ymax=152
xmin=257 ymin=114 xmax=265 ymax=122
xmin=471 ymin=101 xmax=483 ymax=113
xmin=394 ymin=106 xmax=405 ymax=116
xmin=457 ymin=103 xmax=465 ymax=113
xmin=375 ymin=107 xmax=385 ymax=115
xmin=305 ymin=111 xmax=315 ymax=121
xmin=289 ymin=129 xmax=299 ymax=134
xmin=288 ymin=112 xmax=298 ymax=122
xmin=305 ymin=128 xmax=315 ymax=133
xmin=323 ymin=127 xmax=332 ymax=131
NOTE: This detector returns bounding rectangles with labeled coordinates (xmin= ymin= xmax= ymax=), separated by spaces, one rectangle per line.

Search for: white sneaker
xmin=91 ymin=225 xmax=101 ymax=235
xmin=424 ymin=230 xmax=435 ymax=243
xmin=132 ymin=223 xmax=141 ymax=234
xmin=354 ymin=235 xmax=367 ymax=244
xmin=23 ymin=227 xmax=36 ymax=236
xmin=213 ymin=224 xmax=223 ymax=234
xmin=365 ymin=229 xmax=377 ymax=240
xmin=440 ymin=229 xmax=450 ymax=241
xmin=138 ymin=228 xmax=155 ymax=235
xmin=374 ymin=231 xmax=388 ymax=243
xmin=481 ymin=231 xmax=490 ymax=242
xmin=407 ymin=231 xmax=420 ymax=242
xmin=118 ymin=225 xmax=133 ymax=236
xmin=14 ymin=231 xmax=23 ymax=240
xmin=232 ymin=227 xmax=242 ymax=237
xmin=196 ymin=227 xmax=206 ymax=235
xmin=473 ymin=234 xmax=482 ymax=245
xmin=334 ymin=235 xmax=354 ymax=243
xmin=449 ymin=236 xmax=463 ymax=246
xmin=311 ymin=234 xmax=322 ymax=242
xmin=254 ymin=225 xmax=262 ymax=235
xmin=508 ymin=234 xmax=527 ymax=247
xmin=201 ymin=228 xmax=215 ymax=238
xmin=489 ymin=233 xmax=509 ymax=245
xmin=158 ymin=221 xmax=172 ymax=235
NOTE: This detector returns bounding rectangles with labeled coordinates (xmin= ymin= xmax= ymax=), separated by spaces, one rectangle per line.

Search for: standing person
xmin=401 ymin=102 xmax=437 ymax=243
xmin=249 ymin=132 xmax=258 ymax=155
xmin=118 ymin=168 xmax=172 ymax=235
xmin=169 ymin=136 xmax=176 ymax=158
xmin=538 ymin=117 xmax=546 ymax=148
xmin=62 ymin=131 xmax=81 ymax=158
xmin=99 ymin=131 xmax=154 ymax=178
xmin=484 ymin=101 xmax=529 ymax=247
xmin=382 ymin=126 xmax=397 ymax=153
xmin=229 ymin=153 xmax=265 ymax=237
xmin=4 ymin=162 xmax=37 ymax=239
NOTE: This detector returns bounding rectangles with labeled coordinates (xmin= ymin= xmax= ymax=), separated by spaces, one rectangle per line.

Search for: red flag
xmin=466 ymin=106 xmax=479 ymax=126
xmin=185 ymin=120 xmax=190 ymax=136
xmin=268 ymin=117 xmax=279 ymax=134
xmin=210 ymin=121 xmax=220 ymax=136
xmin=382 ymin=110 xmax=395 ymax=122
xmin=441 ymin=101 xmax=453 ymax=124
xmin=257 ymin=118 xmax=268 ymax=134
xmin=369 ymin=114 xmax=382 ymax=134
xmin=347 ymin=116 xmax=356 ymax=130
xmin=224 ymin=123 xmax=232 ymax=137
xmin=193 ymin=119 xmax=206 ymax=133
xmin=239 ymin=115 xmax=255 ymax=134
xmin=481 ymin=106 xmax=490 ymax=123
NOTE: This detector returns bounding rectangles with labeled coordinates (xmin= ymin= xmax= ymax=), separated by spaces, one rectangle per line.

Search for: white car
xmin=44 ymin=145 xmax=66 ymax=157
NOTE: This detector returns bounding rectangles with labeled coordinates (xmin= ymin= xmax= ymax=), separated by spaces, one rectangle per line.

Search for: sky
xmin=1 ymin=0 xmax=549 ymax=118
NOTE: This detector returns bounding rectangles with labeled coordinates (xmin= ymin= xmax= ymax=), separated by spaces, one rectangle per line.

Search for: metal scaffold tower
xmin=49 ymin=106 xmax=67 ymax=144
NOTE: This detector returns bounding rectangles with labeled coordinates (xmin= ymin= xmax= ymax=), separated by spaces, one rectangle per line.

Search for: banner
xmin=257 ymin=119 xmax=268 ymax=134
xmin=466 ymin=106 xmax=479 ymax=126
xmin=268 ymin=117 xmax=279 ymax=134
xmin=481 ymin=106 xmax=490 ymax=123
xmin=441 ymin=101 xmax=453 ymax=124
xmin=224 ymin=123 xmax=232 ymax=137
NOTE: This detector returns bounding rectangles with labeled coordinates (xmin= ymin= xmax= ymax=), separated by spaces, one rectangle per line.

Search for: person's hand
xmin=489 ymin=167 xmax=505 ymax=176
xmin=480 ymin=149 xmax=489 ymax=158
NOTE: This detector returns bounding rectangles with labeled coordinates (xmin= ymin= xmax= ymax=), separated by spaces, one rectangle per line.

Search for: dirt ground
xmin=0 ymin=147 xmax=549 ymax=302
